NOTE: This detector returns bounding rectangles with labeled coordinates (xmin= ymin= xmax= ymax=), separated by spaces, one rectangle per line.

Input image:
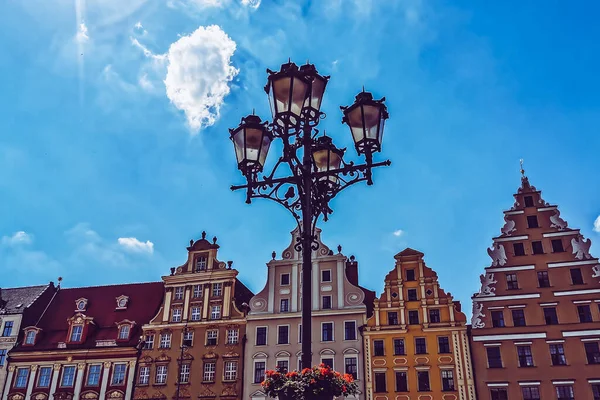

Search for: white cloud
xmin=134 ymin=21 xmax=143 ymax=29
xmin=163 ymin=25 xmax=238 ymax=133
xmin=76 ymin=22 xmax=89 ymax=43
xmin=241 ymin=0 xmax=260 ymax=9
xmin=139 ymin=73 xmax=154 ymax=90
xmin=118 ymin=237 xmax=154 ymax=253
xmin=1 ymin=231 xmax=33 ymax=246
xmin=594 ymin=215 xmax=600 ymax=233
xmin=393 ymin=229 xmax=404 ymax=237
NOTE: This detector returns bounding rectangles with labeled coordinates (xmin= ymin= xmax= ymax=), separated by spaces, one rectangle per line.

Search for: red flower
xmin=310 ymin=379 xmax=317 ymax=384
xmin=342 ymin=385 xmax=347 ymax=392
xmin=302 ymin=368 xmax=311 ymax=375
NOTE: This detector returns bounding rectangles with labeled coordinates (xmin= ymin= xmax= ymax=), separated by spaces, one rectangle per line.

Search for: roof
xmin=14 ymin=282 xmax=164 ymax=352
xmin=0 ymin=284 xmax=51 ymax=314
xmin=394 ymin=247 xmax=424 ymax=258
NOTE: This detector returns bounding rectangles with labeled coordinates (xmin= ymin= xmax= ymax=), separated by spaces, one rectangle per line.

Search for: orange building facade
xmin=470 ymin=173 xmax=600 ymax=400
xmin=364 ymin=248 xmax=476 ymax=400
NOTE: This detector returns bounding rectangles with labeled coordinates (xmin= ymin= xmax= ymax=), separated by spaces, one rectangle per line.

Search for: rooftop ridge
xmin=57 ymin=281 xmax=163 ymax=290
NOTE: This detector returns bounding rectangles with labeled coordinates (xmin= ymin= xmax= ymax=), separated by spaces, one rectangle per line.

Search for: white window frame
xmin=203 ymin=362 xmax=216 ymax=382
xmin=322 ymin=295 xmax=332 ymax=309
xmin=212 ymin=283 xmax=223 ymax=297
xmin=441 ymin=369 xmax=455 ymax=391
xmin=172 ymin=308 xmax=183 ymax=322
xmin=191 ymin=306 xmax=201 ymax=321
xmin=111 ymin=363 xmax=127 ymax=385
xmin=277 ymin=324 xmax=290 ymax=345
xmin=344 ymin=355 xmax=359 ymax=380
xmin=280 ymin=298 xmax=290 ymax=312
xmin=86 ymin=364 xmax=102 ymax=386
xmin=174 ymin=287 xmax=184 ymax=300
xmin=159 ymin=333 xmax=172 ymax=348
xmin=320 ymin=356 xmax=334 ymax=370
xmin=183 ymin=331 xmax=194 ymax=346
xmin=192 ymin=284 xmax=202 ymax=298
xmin=321 ymin=269 xmax=332 ymax=282
xmin=276 ymin=358 xmax=290 ymax=373
xmin=253 ymin=359 xmax=266 ymax=384
xmin=255 ymin=326 xmax=268 ymax=346
xmin=138 ymin=366 xmax=150 ymax=385
xmin=155 ymin=365 xmax=168 ymax=384
xmin=70 ymin=325 xmax=83 ymax=342
xmin=179 ymin=364 xmax=190 ymax=383
xmin=143 ymin=334 xmax=154 ymax=349
xmin=227 ymin=329 xmax=239 ymax=345
xmin=37 ymin=366 xmax=53 ymax=388
xmin=60 ymin=365 xmax=76 ymax=387
xmin=15 ymin=367 xmax=29 ymax=388
xmin=195 ymin=255 xmax=207 ymax=271
xmin=206 ymin=329 xmax=218 ymax=346
xmin=280 ymin=273 xmax=291 ymax=286
xmin=321 ymin=321 xmax=334 ymax=342
xmin=211 ymin=305 xmax=221 ymax=320
xmin=224 ymin=361 xmax=237 ymax=381
xmin=344 ymin=320 xmax=357 ymax=341
xmin=118 ymin=324 xmax=130 ymax=340
xmin=25 ymin=330 xmax=36 ymax=344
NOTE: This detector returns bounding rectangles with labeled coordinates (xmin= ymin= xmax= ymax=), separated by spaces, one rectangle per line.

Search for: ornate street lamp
xmin=230 ymin=61 xmax=391 ymax=369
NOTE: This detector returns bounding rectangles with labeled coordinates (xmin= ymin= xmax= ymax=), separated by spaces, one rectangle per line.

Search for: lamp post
xmin=229 ymin=60 xmax=390 ymax=369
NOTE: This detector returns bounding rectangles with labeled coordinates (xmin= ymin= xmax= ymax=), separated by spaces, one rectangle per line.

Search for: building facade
xmin=0 ymin=284 xmax=55 ymax=398
xmin=364 ymin=248 xmax=476 ymax=400
xmin=470 ymin=173 xmax=600 ymax=400
xmin=133 ymin=232 xmax=253 ymax=400
xmin=243 ymin=227 xmax=375 ymax=400
xmin=3 ymin=282 xmax=164 ymax=400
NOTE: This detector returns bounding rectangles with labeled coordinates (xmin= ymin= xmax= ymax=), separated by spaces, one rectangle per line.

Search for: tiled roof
xmin=14 ymin=281 xmax=164 ymax=352
xmin=0 ymin=284 xmax=51 ymax=315
xmin=394 ymin=247 xmax=424 ymax=258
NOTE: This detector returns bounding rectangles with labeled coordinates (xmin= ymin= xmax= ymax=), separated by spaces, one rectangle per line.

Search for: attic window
xmin=70 ymin=325 xmax=84 ymax=342
xmin=118 ymin=325 xmax=131 ymax=340
xmin=524 ymin=196 xmax=534 ymax=207
xmin=25 ymin=330 xmax=37 ymax=345
xmin=195 ymin=255 xmax=208 ymax=272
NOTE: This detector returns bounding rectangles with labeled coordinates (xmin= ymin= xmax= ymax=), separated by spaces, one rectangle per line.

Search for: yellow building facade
xmin=363 ymin=248 xmax=476 ymax=400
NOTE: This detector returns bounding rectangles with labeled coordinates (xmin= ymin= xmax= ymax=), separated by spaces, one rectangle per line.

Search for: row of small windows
xmin=502 ymin=268 xmax=586 ymax=291
xmin=490 ymin=303 xmax=599 ymax=328
xmin=280 ymin=270 xmax=332 ymax=286
xmin=512 ymin=238 xmax=566 ymax=257
xmin=385 ymin=309 xmax=441 ymax=326
xmin=374 ymin=369 xmax=455 ymax=393
xmin=254 ymin=321 xmax=357 ymax=346
xmin=485 ymin=341 xmax=600 ymax=369
xmin=277 ymin=295 xmax=336 ymax=312
xmin=171 ymin=305 xmax=222 ymax=322
xmin=172 ymin=283 xmax=223 ymax=301
xmin=253 ymin=356 xmax=359 ymax=384
xmin=13 ymin=363 xmax=128 ymax=389
xmin=139 ymin=360 xmax=238 ymax=385
xmin=489 ymin=383 xmax=600 ymax=400
xmin=373 ymin=336 xmax=451 ymax=357
xmin=142 ymin=329 xmax=239 ymax=349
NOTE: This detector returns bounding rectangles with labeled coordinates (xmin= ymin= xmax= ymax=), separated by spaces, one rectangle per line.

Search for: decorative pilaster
xmin=202 ymin=284 xmax=211 ymax=319
xmin=25 ymin=365 xmax=38 ymax=399
xmin=99 ymin=362 xmax=111 ymax=400
xmin=162 ymin=289 xmax=173 ymax=322
xmin=291 ymin=263 xmax=299 ymax=312
xmin=125 ymin=360 xmax=136 ymax=400
xmin=73 ymin=363 xmax=86 ymax=400
xmin=223 ymin=282 xmax=232 ymax=318
xmin=48 ymin=364 xmax=61 ymax=400
xmin=2 ymin=366 xmax=16 ymax=400
xmin=311 ymin=262 xmax=319 ymax=311
xmin=183 ymin=285 xmax=191 ymax=322
xmin=336 ymin=259 xmax=344 ymax=308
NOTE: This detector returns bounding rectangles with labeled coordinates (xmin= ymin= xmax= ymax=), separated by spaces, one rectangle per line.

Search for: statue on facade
xmin=477 ymin=273 xmax=497 ymax=297
xmin=471 ymin=302 xmax=485 ymax=329
xmin=571 ymin=235 xmax=592 ymax=260
xmin=549 ymin=210 xmax=568 ymax=230
xmin=501 ymin=215 xmax=516 ymax=236
xmin=487 ymin=243 xmax=507 ymax=266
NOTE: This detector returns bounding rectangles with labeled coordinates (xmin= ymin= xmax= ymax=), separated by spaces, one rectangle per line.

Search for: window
xmin=212 ymin=283 xmax=222 ymax=296
xmin=183 ymin=331 xmax=194 ymax=347
xmin=174 ymin=287 xmax=184 ymax=300
xmin=61 ymin=366 xmax=76 ymax=387
xmin=549 ymin=344 xmax=566 ymax=365
xmin=15 ymin=368 xmax=29 ymax=388
xmin=0 ymin=349 xmax=6 ymax=366
xmin=87 ymin=364 xmax=101 ymax=386
xmin=551 ymin=239 xmax=564 ymax=253
xmin=393 ymin=338 xmax=405 ymax=355
xmin=544 ymin=307 xmax=558 ymax=324
xmin=112 ymin=363 xmax=127 ymax=385
xmin=506 ymin=273 xmax=518 ymax=290
xmin=118 ymin=324 xmax=130 ymax=339
xmin=407 ymin=289 xmax=418 ymax=301
xmin=25 ymin=330 xmax=36 ymax=345
xmin=321 ymin=358 xmax=333 ymax=369
xmin=278 ymin=325 xmax=289 ymax=344
xmin=155 ymin=365 xmax=167 ymax=384
xmin=224 ymin=361 xmax=237 ymax=380
xmin=345 ymin=357 xmax=357 ymax=379
xmin=555 ymin=385 xmax=574 ymax=400
xmin=578 ymin=305 xmax=593 ymax=322
xmin=193 ymin=284 xmax=202 ymax=298
xmin=388 ymin=311 xmax=398 ymax=325
xmin=585 ymin=342 xmax=600 ymax=364
xmin=571 ymin=268 xmax=584 ymax=285
xmin=512 ymin=309 xmax=526 ymax=326
xmin=276 ymin=360 xmax=289 ymax=373
xmin=522 ymin=386 xmax=540 ymax=400
xmin=281 ymin=273 xmax=290 ymax=285
xmin=322 ymin=296 xmax=332 ymax=310
xmin=429 ymin=309 xmax=440 ymax=323
xmin=593 ymin=384 xmax=600 ymax=400
xmin=395 ymin=371 xmax=408 ymax=392
xmin=210 ymin=305 xmax=221 ymax=320
xmin=227 ymin=329 xmax=239 ymax=344
xmin=191 ymin=306 xmax=201 ymax=321
xmin=203 ymin=362 xmax=216 ymax=382
xmin=160 ymin=333 xmax=172 ymax=348
xmin=438 ymin=337 xmax=450 ymax=353
xmin=143 ymin=334 xmax=154 ymax=349
xmin=417 ymin=371 xmax=430 ymax=391
xmin=2 ymin=321 xmax=14 ymax=337
xmin=441 ymin=370 xmax=454 ymax=391
xmin=344 ymin=321 xmax=356 ymax=340
xmin=38 ymin=366 xmax=52 ymax=387
xmin=524 ymin=195 xmax=534 ymax=207
xmin=373 ymin=340 xmax=385 ymax=356
xmin=532 ymin=241 xmax=544 ymax=254
xmin=280 ymin=299 xmax=289 ymax=313
xmin=415 ymin=338 xmax=427 ymax=354
xmin=491 ymin=310 xmax=505 ymax=327
xmin=256 ymin=327 xmax=267 ymax=346
xmin=321 ymin=270 xmax=331 ymax=282
xmin=406 ymin=269 xmax=416 ymax=281
xmin=179 ymin=364 xmax=190 ymax=384
xmin=517 ymin=345 xmax=534 ymax=367
xmin=486 ymin=347 xmax=502 ymax=368
xmin=298 ymin=324 xmax=302 ymax=343
xmin=527 ymin=215 xmax=539 ymax=228
xmin=195 ymin=256 xmax=207 ymax=271
xmin=490 ymin=388 xmax=508 ymax=400
xmin=254 ymin=361 xmax=265 ymax=383
xmin=513 ymin=242 xmax=526 ymax=256
xmin=538 ymin=271 xmax=550 ymax=287
xmin=408 ymin=310 xmax=419 ymax=325
xmin=374 ymin=372 xmax=386 ymax=393
xmin=321 ymin=322 xmax=333 ymax=342
xmin=206 ymin=330 xmax=218 ymax=346
xmin=70 ymin=325 xmax=83 ymax=342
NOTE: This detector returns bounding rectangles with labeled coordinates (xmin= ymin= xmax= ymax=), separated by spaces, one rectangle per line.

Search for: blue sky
xmin=1 ymin=0 xmax=599 ymax=316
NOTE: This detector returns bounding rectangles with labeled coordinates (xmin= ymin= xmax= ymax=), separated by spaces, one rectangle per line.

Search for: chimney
xmin=345 ymin=255 xmax=359 ymax=286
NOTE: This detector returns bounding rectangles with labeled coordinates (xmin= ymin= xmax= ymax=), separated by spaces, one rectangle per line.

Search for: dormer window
xmin=118 ymin=325 xmax=130 ymax=340
xmin=75 ymin=298 xmax=88 ymax=312
xmin=174 ymin=287 xmax=184 ymax=301
xmin=195 ymin=255 xmax=208 ymax=272
xmin=24 ymin=330 xmax=37 ymax=345
xmin=116 ymin=295 xmax=129 ymax=309
xmin=70 ymin=325 xmax=83 ymax=342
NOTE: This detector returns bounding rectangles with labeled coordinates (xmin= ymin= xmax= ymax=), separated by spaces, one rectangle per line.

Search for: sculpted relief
xmin=477 ymin=273 xmax=497 ymax=297
xmin=471 ymin=302 xmax=485 ymax=329
xmin=487 ymin=243 xmax=507 ymax=267
xmin=571 ymin=236 xmax=592 ymax=260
